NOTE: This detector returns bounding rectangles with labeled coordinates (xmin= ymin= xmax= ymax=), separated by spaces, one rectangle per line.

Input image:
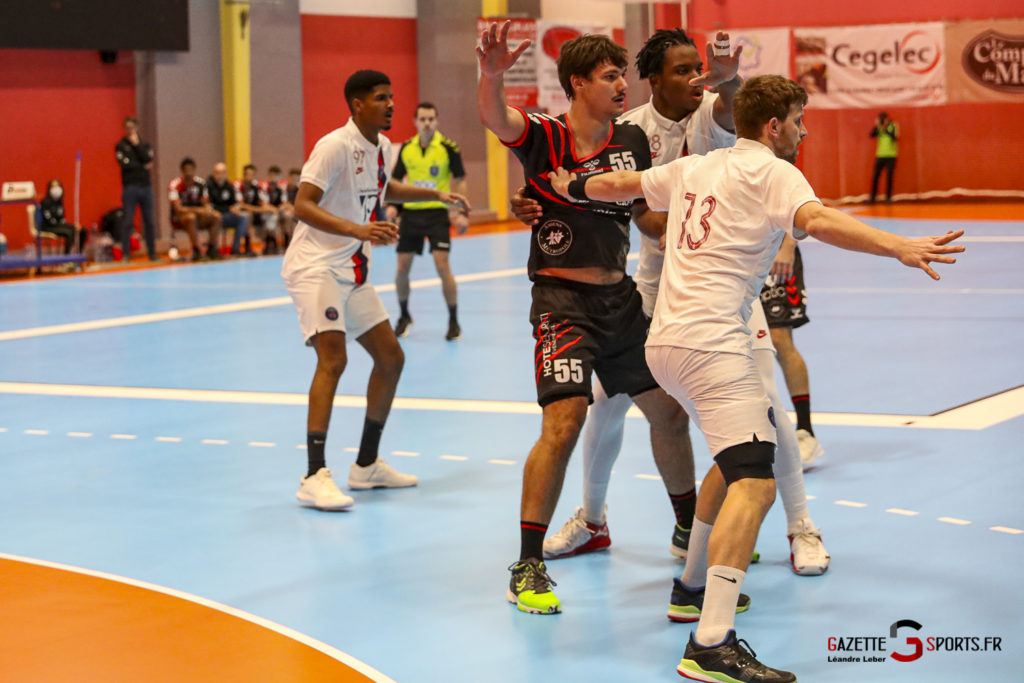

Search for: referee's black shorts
xmin=396 ymin=208 xmax=451 ymax=255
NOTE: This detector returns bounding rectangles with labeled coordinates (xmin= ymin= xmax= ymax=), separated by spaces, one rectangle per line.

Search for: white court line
xmin=392 ymin=450 xmax=420 ymax=456
xmin=201 ymin=439 xmax=228 ymax=445
xmin=488 ymin=459 xmax=516 ymax=465
xmin=343 ymin=447 xmax=359 ymax=452
xmin=634 ymin=474 xmax=663 ymax=481
xmin=835 ymin=500 xmax=868 ymax=508
xmin=0 ymin=427 xmax=7 ymax=432
xmin=67 ymin=432 xmax=92 ymax=438
xmin=0 ymin=264 xmax=532 ymax=343
xmin=991 ymin=526 xmax=1023 ymax=535
xmin=248 ymin=441 xmax=276 ymax=448
xmin=440 ymin=455 xmax=467 ymax=461
xmin=938 ymin=517 xmax=972 ymax=525
xmin=110 ymin=433 xmax=137 ymax=440
xmin=0 ymin=552 xmax=397 ymax=683
xmin=295 ymin=444 xmax=307 ymax=450
xmin=886 ymin=508 xmax=919 ymax=516
xmin=24 ymin=429 xmax=48 ymax=435
xmin=156 ymin=436 xmax=182 ymax=443
xmin=805 ymin=495 xmax=816 ymax=500
xmin=1 ymin=382 xmax=1020 ymax=430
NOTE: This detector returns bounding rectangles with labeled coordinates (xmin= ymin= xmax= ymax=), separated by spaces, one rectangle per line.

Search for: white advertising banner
xmin=794 ymin=23 xmax=947 ymax=109
xmin=732 ymin=28 xmax=792 ymax=79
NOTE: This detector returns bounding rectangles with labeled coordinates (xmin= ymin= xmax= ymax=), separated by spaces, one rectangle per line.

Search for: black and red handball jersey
xmin=168 ymin=175 xmax=207 ymax=207
xmin=503 ymin=107 xmax=651 ymax=278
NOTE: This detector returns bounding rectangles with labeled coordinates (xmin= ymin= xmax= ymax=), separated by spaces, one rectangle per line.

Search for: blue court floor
xmin=0 ymin=215 xmax=1021 ymax=682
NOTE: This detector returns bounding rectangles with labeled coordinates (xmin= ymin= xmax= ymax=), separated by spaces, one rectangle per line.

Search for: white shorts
xmin=646 ymin=345 xmax=777 ymax=457
xmin=284 ymin=270 xmax=389 ymax=345
xmin=749 ymin=299 xmax=775 ymax=354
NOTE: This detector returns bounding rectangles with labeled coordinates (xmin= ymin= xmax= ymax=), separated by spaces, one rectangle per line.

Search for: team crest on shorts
xmin=325 ymin=307 xmax=339 ymax=321
xmin=537 ymin=219 xmax=572 ymax=256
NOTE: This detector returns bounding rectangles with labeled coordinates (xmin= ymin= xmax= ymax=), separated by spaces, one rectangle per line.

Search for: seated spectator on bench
xmin=40 ymin=179 xmax=84 ymax=254
xmin=236 ymin=163 xmax=278 ymax=256
xmin=206 ymin=162 xmax=249 ymax=256
xmin=169 ymin=157 xmax=222 ymax=261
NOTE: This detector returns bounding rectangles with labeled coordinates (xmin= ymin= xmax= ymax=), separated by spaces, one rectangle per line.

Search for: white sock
xmin=679 ymin=518 xmax=713 ymax=589
xmin=695 ymin=565 xmax=746 ymax=646
xmin=756 ymin=348 xmax=808 ymax=525
xmin=580 ymin=381 xmax=630 ymax=524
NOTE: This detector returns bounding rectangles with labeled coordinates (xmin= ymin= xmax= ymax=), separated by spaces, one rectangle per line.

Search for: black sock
xmin=669 ymin=489 xmax=697 ymax=529
xmin=356 ymin=418 xmax=385 ymax=467
xmin=307 ymin=431 xmax=326 ymax=477
xmin=792 ymin=394 xmax=813 ymax=434
xmin=399 ymin=300 xmax=410 ymax=319
xmin=448 ymin=304 xmax=458 ymax=323
xmin=520 ymin=521 xmax=548 ymax=561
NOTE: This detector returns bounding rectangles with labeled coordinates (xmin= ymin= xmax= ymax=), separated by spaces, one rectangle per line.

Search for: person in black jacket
xmin=115 ymin=116 xmax=158 ymax=261
xmin=39 ymin=179 xmax=83 ymax=254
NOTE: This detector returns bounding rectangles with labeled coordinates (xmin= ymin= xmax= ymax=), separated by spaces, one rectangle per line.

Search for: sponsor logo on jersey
xmin=537 ymin=219 xmax=572 ymax=256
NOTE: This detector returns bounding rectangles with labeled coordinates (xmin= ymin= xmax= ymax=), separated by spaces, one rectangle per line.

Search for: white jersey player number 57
xmin=677 ymin=192 xmax=717 ymax=250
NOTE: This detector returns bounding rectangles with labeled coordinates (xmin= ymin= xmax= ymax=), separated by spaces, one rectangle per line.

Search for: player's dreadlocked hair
xmin=635 ymin=28 xmax=697 ymax=80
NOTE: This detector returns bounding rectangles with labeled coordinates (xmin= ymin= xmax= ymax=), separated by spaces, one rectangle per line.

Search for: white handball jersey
xmin=641 ymin=138 xmax=820 ymax=355
xmin=282 ymin=118 xmax=393 ymax=280
xmin=620 ymin=94 xmax=736 ymax=302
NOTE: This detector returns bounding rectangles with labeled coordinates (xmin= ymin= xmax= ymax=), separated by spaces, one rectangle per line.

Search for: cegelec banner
xmin=794 ymin=22 xmax=946 ymax=108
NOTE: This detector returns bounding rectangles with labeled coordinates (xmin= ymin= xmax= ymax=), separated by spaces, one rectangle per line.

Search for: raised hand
xmin=690 ymin=31 xmax=743 ymax=88
xmin=897 ymin=229 xmax=965 ymax=280
xmin=476 ymin=20 xmax=532 ymax=78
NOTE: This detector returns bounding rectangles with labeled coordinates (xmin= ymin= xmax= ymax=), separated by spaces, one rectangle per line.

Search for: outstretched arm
xmin=476 ymin=21 xmax=531 ymax=142
xmin=689 ymin=31 xmax=743 ymax=132
xmin=549 ymin=167 xmax=644 ymax=204
xmin=795 ymin=203 xmax=964 ymax=280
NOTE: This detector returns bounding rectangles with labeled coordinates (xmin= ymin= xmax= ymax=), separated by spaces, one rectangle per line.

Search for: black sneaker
xmin=445 ymin=320 xmax=461 ymax=341
xmin=677 ymin=630 xmax=796 ymax=682
xmin=668 ymin=578 xmax=750 ymax=623
xmin=394 ymin=315 xmax=413 ymax=338
xmin=506 ymin=558 xmax=561 ymax=614
xmin=207 ymin=249 xmax=222 ymax=261
xmin=671 ymin=523 xmax=691 ymax=559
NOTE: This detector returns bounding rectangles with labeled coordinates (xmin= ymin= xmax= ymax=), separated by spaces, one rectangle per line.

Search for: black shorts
xmin=397 ymin=208 xmax=451 ymax=255
xmin=760 ymin=245 xmax=809 ymax=329
xmin=530 ymin=275 xmax=660 ymax=407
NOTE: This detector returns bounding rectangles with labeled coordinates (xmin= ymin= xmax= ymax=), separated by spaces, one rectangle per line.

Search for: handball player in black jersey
xmin=477 ymin=21 xmax=691 ymax=615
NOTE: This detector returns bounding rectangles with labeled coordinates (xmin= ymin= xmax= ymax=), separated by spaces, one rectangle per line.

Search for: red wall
xmin=300 ymin=15 xmax=418 ymax=155
xmin=687 ymin=1 xmax=1024 ymax=200
xmin=0 ymin=50 xmax=135 ymax=250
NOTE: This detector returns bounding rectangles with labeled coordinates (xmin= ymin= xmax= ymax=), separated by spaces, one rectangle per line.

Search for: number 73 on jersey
xmin=678 ymin=192 xmax=717 ymax=250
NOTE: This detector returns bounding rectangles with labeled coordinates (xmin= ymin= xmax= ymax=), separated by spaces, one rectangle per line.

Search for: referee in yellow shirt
xmin=389 ymin=103 xmax=469 ymax=341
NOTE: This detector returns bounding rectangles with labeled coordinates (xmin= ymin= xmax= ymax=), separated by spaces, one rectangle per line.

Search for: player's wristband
xmin=567 ymin=177 xmax=589 ymax=201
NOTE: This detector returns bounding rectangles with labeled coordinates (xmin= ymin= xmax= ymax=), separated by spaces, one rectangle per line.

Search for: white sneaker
xmin=348 ymin=459 xmax=418 ymax=489
xmin=796 ymin=429 xmax=824 ymax=467
xmin=543 ymin=506 xmax=611 ymax=559
xmin=788 ymin=517 xmax=830 ymax=576
xmin=296 ymin=468 xmax=354 ymax=510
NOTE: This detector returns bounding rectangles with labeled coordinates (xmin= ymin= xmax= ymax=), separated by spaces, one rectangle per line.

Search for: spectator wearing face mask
xmin=39 ymin=179 xmax=83 ymax=254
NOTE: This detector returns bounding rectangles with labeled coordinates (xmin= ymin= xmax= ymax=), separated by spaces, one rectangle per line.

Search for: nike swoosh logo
xmin=714 ymin=574 xmax=738 ymax=584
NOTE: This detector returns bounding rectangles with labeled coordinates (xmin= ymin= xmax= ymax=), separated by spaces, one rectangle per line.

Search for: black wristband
xmin=567 ymin=177 xmax=589 ymax=201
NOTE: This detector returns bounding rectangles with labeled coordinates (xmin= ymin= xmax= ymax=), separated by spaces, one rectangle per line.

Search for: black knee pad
xmin=714 ymin=437 xmax=775 ymax=485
